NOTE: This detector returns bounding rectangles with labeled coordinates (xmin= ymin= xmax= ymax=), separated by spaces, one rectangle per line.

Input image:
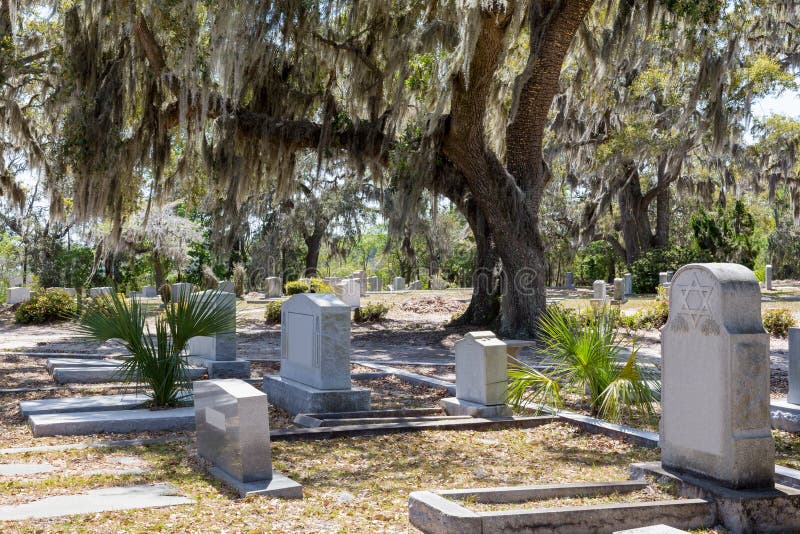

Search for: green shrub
xmin=15 ymin=288 xmax=78 ymax=324
xmin=233 ymin=263 xmax=247 ymax=297
xmin=354 ymin=302 xmax=390 ymax=323
xmin=309 ymin=278 xmax=334 ymax=293
xmin=763 ymin=308 xmax=797 ymax=337
xmin=285 ymin=280 xmax=310 ymax=295
xmin=158 ymin=283 xmax=172 ymax=303
xmin=628 ymin=246 xmax=709 ymax=294
xmin=620 ymin=299 xmax=669 ymax=331
xmin=265 ymin=300 xmax=283 ymax=323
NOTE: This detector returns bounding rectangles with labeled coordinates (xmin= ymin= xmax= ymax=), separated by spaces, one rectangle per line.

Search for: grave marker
xmin=393 ymin=276 xmax=406 ymax=291
xmin=334 ymin=278 xmax=361 ymax=308
xmin=790 ymin=327 xmax=800 ymax=405
xmin=187 ymin=290 xmax=249 ymax=378
xmin=765 ymin=264 xmax=773 ymax=290
xmin=264 ymin=277 xmax=282 ymax=298
xmin=6 ymin=287 xmax=32 ymax=304
xmin=565 ymin=272 xmax=574 ymax=289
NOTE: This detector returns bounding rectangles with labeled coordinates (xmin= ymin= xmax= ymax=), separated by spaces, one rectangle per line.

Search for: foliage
xmin=628 ymin=246 xmax=708 ymax=293
xmin=285 ymin=280 xmax=311 ymax=295
xmin=158 ymin=283 xmax=172 ymax=304
xmin=233 ymin=263 xmax=247 ymax=297
xmin=14 ymin=288 xmax=77 ymax=324
xmin=264 ymin=300 xmax=283 ymax=323
xmin=620 ymin=299 xmax=670 ymax=331
xmin=354 ymin=302 xmax=390 ymax=323
xmin=202 ymin=266 xmax=219 ymax=290
xmin=78 ymin=290 xmax=234 ymax=407
xmin=768 ymin=218 xmax=800 ymax=280
xmin=762 ymin=308 xmax=797 ymax=338
xmin=309 ymin=278 xmax=334 ymax=293
xmin=690 ymin=200 xmax=760 ymax=269
xmin=575 ymin=241 xmax=616 ymax=285
xmin=507 ymin=306 xmax=658 ymax=422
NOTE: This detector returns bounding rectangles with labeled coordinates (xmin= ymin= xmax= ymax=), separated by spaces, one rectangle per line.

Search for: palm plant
xmin=507 ymin=306 xmax=659 ymax=422
xmin=78 ymin=290 xmax=235 ymax=407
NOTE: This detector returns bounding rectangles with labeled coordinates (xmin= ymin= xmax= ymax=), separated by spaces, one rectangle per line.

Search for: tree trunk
xmin=617 ymin=162 xmax=654 ymax=264
xmin=303 ymin=231 xmax=323 ymax=278
xmin=653 ymin=161 xmax=671 ymax=248
xmin=152 ymin=251 xmax=165 ymax=287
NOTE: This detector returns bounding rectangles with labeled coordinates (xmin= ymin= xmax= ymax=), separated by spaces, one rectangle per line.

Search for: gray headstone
xmin=194 ymin=379 xmax=272 ymax=483
xmin=666 ymin=270 xmax=675 ymax=282
xmin=171 ymin=283 xmax=193 ymax=300
xmin=280 ymin=293 xmax=351 ymax=390
xmin=334 ymin=278 xmax=361 ymax=308
xmin=393 ymin=276 xmax=406 ymax=291
xmin=141 ymin=285 xmax=157 ymax=298
xmin=661 ymin=263 xmax=774 ymax=489
xmin=352 ymin=270 xmax=367 ymax=292
xmin=89 ymin=287 xmax=112 ymax=298
xmin=367 ymin=276 xmax=381 ymax=292
xmin=565 ymin=272 xmax=574 ymax=289
xmin=623 ymin=273 xmax=633 ymax=295
xmin=187 ymin=290 xmax=236 ymax=361
xmin=6 ymin=287 xmax=31 ymax=304
xmin=765 ymin=264 xmax=773 ymax=290
xmin=659 ymin=272 xmax=669 ymax=286
xmin=264 ymin=277 xmax=282 ymax=298
xmin=453 ymin=332 xmax=507 ymax=406
xmin=593 ymin=280 xmax=606 ymax=300
xmin=218 ymin=280 xmax=235 ymax=293
xmin=789 ymin=327 xmax=800 ymax=405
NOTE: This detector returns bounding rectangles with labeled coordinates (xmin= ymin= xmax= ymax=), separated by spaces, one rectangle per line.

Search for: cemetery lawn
xmin=2 ymin=423 xmax=798 ymax=532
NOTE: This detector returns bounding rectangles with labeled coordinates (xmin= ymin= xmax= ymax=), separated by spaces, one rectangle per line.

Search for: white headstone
xmin=765 ymin=264 xmax=773 ymax=291
xmin=280 ymin=293 xmax=351 ymax=390
xmin=393 ymin=276 xmax=406 ymax=291
xmin=352 ymin=271 xmax=367 ymax=293
xmin=6 ymin=287 xmax=31 ymax=304
xmin=613 ymin=278 xmax=626 ymax=302
xmin=141 ymin=285 xmax=157 ymax=298
xmin=194 ymin=379 xmax=272 ymax=482
xmin=789 ymin=327 xmax=800 ymax=406
xmin=592 ymin=280 xmax=606 ymax=300
xmin=334 ymin=279 xmax=360 ymax=308
xmin=264 ymin=277 xmax=282 ymax=298
xmin=187 ymin=290 xmax=237 ymax=361
xmin=453 ymin=332 xmax=508 ymax=406
xmin=661 ymin=263 xmax=774 ymax=489
xmin=89 ymin=287 xmax=112 ymax=298
xmin=659 ymin=272 xmax=669 ymax=286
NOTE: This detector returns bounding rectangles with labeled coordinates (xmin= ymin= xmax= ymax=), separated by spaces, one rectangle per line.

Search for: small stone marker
xmin=171 ymin=282 xmax=193 ymax=300
xmin=661 ymin=263 xmax=774 ymax=489
xmin=89 ymin=287 xmax=112 ymax=298
xmin=659 ymin=272 xmax=669 ymax=286
xmin=194 ymin=379 xmax=302 ymax=498
xmin=441 ymin=332 xmax=511 ymax=417
xmin=353 ymin=270 xmax=367 ymax=292
xmin=393 ymin=276 xmax=406 ymax=290
xmin=409 ymin=280 xmax=423 ymax=290
xmin=5 ymin=287 xmax=31 ymax=304
xmin=262 ymin=293 xmax=370 ymax=414
xmin=789 ymin=327 xmax=800 ymax=405
xmin=141 ymin=285 xmax=157 ymax=298
xmin=565 ymin=272 xmax=574 ymax=289
xmin=334 ymin=278 xmax=361 ymax=307
xmin=591 ymin=279 xmax=606 ymax=308
xmin=265 ymin=276 xmax=282 ymax=298
xmin=624 ymin=273 xmax=633 ymax=295
xmin=367 ymin=276 xmax=380 ymax=292
xmin=218 ymin=280 xmax=234 ymax=293
xmin=765 ymin=264 xmax=773 ymax=290
xmin=187 ymin=290 xmax=249 ymax=378
xmin=613 ymin=277 xmax=626 ymax=304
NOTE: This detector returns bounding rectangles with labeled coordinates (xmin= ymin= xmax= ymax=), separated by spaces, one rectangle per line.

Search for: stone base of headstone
xmin=188 ymin=357 xmax=250 ymax=379
xmin=589 ymin=298 xmax=607 ymax=309
xmin=262 ymin=375 xmax=370 ymax=415
xmin=208 ymin=466 xmax=302 ymax=499
xmin=439 ymin=397 xmax=511 ymax=418
xmin=632 ymin=462 xmax=800 ymax=532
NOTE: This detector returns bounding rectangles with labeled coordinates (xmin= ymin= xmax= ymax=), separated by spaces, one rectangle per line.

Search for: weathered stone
xmin=264 ymin=277 xmax=282 ymax=298
xmin=764 ymin=264 xmax=773 ymax=290
xmin=593 ymin=280 xmax=606 ymax=300
xmin=429 ymin=275 xmax=448 ymax=290
xmin=615 ymin=526 xmax=688 ymax=533
xmin=659 ymin=272 xmax=669 ymax=286
xmin=188 ymin=357 xmax=250 ymax=379
xmin=666 ymin=270 xmax=675 ymax=282
xmin=141 ymin=285 xmax=157 ymax=298
xmin=770 ymin=398 xmax=800 ymax=432
xmin=262 ymin=375 xmax=370 ymax=415
xmin=393 ymin=276 xmax=406 ymax=290
xmin=352 ymin=270 xmax=367 ymax=292
xmin=409 ymin=280 xmax=423 ymax=290
xmin=52 ymin=365 xmax=205 ymax=384
xmin=790 ymin=327 xmax=800 ymax=405
xmin=171 ymin=282 xmax=193 ymax=300
xmin=661 ymin=263 xmax=774 ymax=489
xmin=28 ymin=407 xmax=195 ymax=436
xmin=89 ymin=287 xmax=112 ymax=298
xmin=187 ymin=290 xmax=237 ymax=361
xmin=218 ymin=280 xmax=234 ymax=293
xmin=565 ymin=272 xmax=574 ymax=289
xmin=0 ymin=483 xmax=193 ymax=521
xmin=7 ymin=287 xmax=32 ymax=305
xmin=45 ymin=358 xmax=122 ymax=372
xmin=19 ymin=393 xmax=153 ymax=417
xmin=367 ymin=276 xmax=381 ymax=292
xmin=624 ymin=273 xmax=633 ymax=295
xmin=334 ymin=278 xmax=361 ymax=308
xmin=0 ymin=463 xmax=56 ymax=475
xmin=614 ymin=278 xmax=627 ymax=303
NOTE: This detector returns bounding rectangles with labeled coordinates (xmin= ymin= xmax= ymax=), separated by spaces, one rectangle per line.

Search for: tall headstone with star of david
xmin=661 ymin=263 xmax=774 ymax=489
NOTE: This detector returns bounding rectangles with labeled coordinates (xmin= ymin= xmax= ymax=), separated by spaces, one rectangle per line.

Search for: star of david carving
xmin=677 ymin=273 xmax=713 ymax=327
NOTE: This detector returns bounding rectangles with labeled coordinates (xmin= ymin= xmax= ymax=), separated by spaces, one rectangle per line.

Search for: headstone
xmin=141 ymin=285 xmax=157 ymax=298
xmin=661 ymin=263 xmax=773 ymax=489
xmin=262 ymin=293 xmax=370 ymax=414
xmin=429 ymin=275 xmax=448 ymax=290
xmin=565 ymin=272 xmax=574 ymax=289
xmin=264 ymin=277 xmax=282 ymax=298
xmin=352 ymin=270 xmax=367 ymax=293
xmin=593 ymin=280 xmax=606 ymax=300
xmin=6 ymin=287 xmax=32 ymax=304
xmin=126 ymin=291 xmax=141 ymax=300
xmin=218 ymin=280 xmax=234 ymax=293
xmin=334 ymin=278 xmax=361 ymax=308
xmin=789 ymin=327 xmax=800 ymax=405
xmin=193 ymin=379 xmax=302 ymax=497
xmin=441 ymin=332 xmax=511 ymax=417
xmin=659 ymin=272 xmax=669 ymax=286
xmin=89 ymin=287 xmax=112 ymax=298
xmin=171 ymin=283 xmax=193 ymax=300
xmin=367 ymin=276 xmax=380 ymax=292
xmin=765 ymin=264 xmax=773 ymax=291
xmin=613 ymin=278 xmax=626 ymax=303
xmin=623 ymin=273 xmax=633 ymax=295
xmin=50 ymin=287 xmax=77 ymax=297
xmin=666 ymin=270 xmax=675 ymax=282
xmin=393 ymin=276 xmax=406 ymax=291
xmin=188 ymin=290 xmax=237 ymax=361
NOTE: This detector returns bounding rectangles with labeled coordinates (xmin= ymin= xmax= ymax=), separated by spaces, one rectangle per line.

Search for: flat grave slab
xmin=20 ymin=393 xmax=153 ymax=417
xmin=0 ymin=483 xmax=193 ymax=521
xmin=46 ymin=358 xmax=123 ymax=372
xmin=28 ymin=407 xmax=195 ymax=437
xmin=0 ymin=463 xmax=56 ymax=475
xmin=770 ymin=398 xmax=800 ymax=432
xmin=615 ymin=526 xmax=688 ymax=533
xmin=52 ymin=365 xmax=205 ymax=384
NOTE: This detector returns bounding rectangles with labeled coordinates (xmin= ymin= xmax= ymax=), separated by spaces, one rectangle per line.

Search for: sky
xmin=754 ymin=90 xmax=800 ymax=119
